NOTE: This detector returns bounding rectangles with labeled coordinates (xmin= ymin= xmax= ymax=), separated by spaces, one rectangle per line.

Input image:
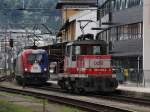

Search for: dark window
xmin=99 ymin=0 xmax=142 ymax=18
xmin=116 ymin=0 xmax=121 ymax=10
xmin=111 ymin=0 xmax=115 ymax=11
xmin=66 ymin=46 xmax=71 ymax=56
xmin=122 ymin=0 xmax=127 ymax=9
xmin=74 ymin=45 xmax=106 ymax=55
xmin=134 ymin=0 xmax=141 ymax=6
xmin=109 ymin=23 xmax=142 ymax=41
xmin=27 ymin=54 xmax=43 ymax=64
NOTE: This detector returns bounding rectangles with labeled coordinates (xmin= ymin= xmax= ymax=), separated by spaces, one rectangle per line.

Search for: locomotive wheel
xmin=71 ymin=82 xmax=85 ymax=94
xmin=16 ymin=78 xmax=23 ymax=85
xmin=15 ymin=76 xmax=27 ymax=86
xmin=74 ymin=88 xmax=81 ymax=94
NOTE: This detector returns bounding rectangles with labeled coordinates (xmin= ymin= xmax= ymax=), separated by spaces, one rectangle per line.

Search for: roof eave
xmin=56 ymin=1 xmax=96 ymax=9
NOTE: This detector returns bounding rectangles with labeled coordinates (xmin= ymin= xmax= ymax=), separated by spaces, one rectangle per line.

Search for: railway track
xmin=95 ymin=93 xmax=150 ymax=107
xmin=30 ymin=84 xmax=150 ymax=107
xmin=0 ymin=85 xmax=133 ymax=112
xmin=0 ymin=76 xmax=10 ymax=82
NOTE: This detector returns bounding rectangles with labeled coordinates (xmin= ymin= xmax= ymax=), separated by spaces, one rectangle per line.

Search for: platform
xmin=116 ymin=82 xmax=150 ymax=98
xmin=118 ymin=85 xmax=150 ymax=94
xmin=47 ymin=80 xmax=58 ymax=85
xmin=48 ymin=80 xmax=150 ymax=95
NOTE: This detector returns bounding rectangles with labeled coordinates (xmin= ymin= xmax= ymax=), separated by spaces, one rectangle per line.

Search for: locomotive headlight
xmin=44 ymin=68 xmax=47 ymax=71
xmin=49 ymin=69 xmax=54 ymax=73
xmin=25 ymin=68 xmax=28 ymax=71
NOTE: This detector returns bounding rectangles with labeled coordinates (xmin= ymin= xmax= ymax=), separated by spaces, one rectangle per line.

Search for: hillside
xmin=0 ymin=0 xmax=61 ymax=33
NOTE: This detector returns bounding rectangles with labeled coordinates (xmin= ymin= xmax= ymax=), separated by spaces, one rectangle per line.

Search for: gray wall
xmin=112 ymin=5 xmax=143 ymax=25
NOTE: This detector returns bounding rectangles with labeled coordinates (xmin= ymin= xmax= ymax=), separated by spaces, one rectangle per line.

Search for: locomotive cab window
xmin=93 ymin=46 xmax=101 ymax=55
xmin=75 ymin=45 xmax=105 ymax=55
xmin=72 ymin=46 xmax=80 ymax=55
xmin=27 ymin=54 xmax=44 ymax=64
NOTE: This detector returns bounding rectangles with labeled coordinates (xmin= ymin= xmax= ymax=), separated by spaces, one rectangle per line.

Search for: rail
xmin=30 ymin=85 xmax=150 ymax=108
xmin=0 ymin=86 xmax=132 ymax=112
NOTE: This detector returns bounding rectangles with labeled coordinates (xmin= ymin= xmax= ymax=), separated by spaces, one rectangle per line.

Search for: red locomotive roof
xmin=21 ymin=49 xmax=46 ymax=56
xmin=22 ymin=49 xmax=33 ymax=55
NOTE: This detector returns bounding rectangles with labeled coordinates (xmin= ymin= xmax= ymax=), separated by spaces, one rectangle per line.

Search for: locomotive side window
xmin=75 ymin=46 xmax=80 ymax=55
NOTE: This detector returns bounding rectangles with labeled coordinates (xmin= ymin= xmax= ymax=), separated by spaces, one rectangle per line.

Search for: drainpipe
xmin=137 ymin=56 xmax=140 ymax=86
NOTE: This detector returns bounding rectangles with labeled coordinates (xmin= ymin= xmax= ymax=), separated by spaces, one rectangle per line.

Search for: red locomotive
xmin=50 ymin=34 xmax=118 ymax=92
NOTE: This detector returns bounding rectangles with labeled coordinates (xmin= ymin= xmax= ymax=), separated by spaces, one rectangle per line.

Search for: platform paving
xmin=47 ymin=80 xmax=150 ymax=95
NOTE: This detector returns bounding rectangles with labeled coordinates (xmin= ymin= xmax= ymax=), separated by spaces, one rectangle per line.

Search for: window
xmin=66 ymin=46 xmax=71 ymax=56
xmin=112 ymin=23 xmax=142 ymax=40
xmin=122 ymin=0 xmax=127 ymax=9
xmin=27 ymin=54 xmax=43 ymax=64
xmin=93 ymin=46 xmax=101 ymax=55
xmin=110 ymin=27 xmax=118 ymax=41
xmin=140 ymin=0 xmax=143 ymax=5
xmin=100 ymin=0 xmax=142 ymax=17
xmin=111 ymin=0 xmax=115 ymax=11
xmin=127 ymin=0 xmax=141 ymax=8
xmin=116 ymin=0 xmax=121 ymax=10
xmin=80 ymin=45 xmax=91 ymax=55
xmin=134 ymin=0 xmax=141 ymax=6
xmin=74 ymin=45 xmax=105 ymax=55
xmin=75 ymin=46 xmax=80 ymax=55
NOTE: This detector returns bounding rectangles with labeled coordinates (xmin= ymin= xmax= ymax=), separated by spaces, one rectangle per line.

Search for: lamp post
xmin=22 ymin=0 xmax=25 ymax=9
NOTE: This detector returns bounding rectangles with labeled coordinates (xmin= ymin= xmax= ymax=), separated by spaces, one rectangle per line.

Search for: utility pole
xmin=97 ymin=0 xmax=101 ymax=27
xmin=4 ymin=27 xmax=7 ymax=75
xmin=22 ymin=0 xmax=25 ymax=9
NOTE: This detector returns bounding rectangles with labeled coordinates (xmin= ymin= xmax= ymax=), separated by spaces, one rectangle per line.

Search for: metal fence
xmin=114 ymin=67 xmax=144 ymax=87
xmin=113 ymin=67 xmax=150 ymax=88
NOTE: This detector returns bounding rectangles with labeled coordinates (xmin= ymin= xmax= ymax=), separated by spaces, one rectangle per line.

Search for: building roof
xmin=110 ymin=39 xmax=143 ymax=57
xmin=56 ymin=0 xmax=97 ymax=9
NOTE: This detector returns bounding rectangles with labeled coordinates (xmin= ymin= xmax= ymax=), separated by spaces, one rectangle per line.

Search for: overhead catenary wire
xmin=0 ymin=3 xmax=146 ymax=13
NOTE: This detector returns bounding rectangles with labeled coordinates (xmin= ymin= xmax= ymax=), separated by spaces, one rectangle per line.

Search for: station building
xmin=97 ymin=0 xmax=143 ymax=84
xmin=56 ymin=0 xmax=97 ymax=42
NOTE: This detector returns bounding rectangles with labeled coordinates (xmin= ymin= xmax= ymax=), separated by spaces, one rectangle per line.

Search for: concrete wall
xmin=143 ymin=0 xmax=150 ymax=87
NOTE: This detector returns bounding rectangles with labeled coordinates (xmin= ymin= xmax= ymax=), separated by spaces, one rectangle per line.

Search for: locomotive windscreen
xmin=73 ymin=45 xmax=107 ymax=55
xmin=27 ymin=53 xmax=44 ymax=64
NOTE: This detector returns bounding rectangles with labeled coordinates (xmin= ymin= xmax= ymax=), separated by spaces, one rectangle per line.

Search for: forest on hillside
xmin=0 ymin=0 xmax=61 ymax=33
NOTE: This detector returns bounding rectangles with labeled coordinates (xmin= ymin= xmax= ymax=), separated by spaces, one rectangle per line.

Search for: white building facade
xmin=143 ymin=0 xmax=150 ymax=86
xmin=69 ymin=9 xmax=98 ymax=40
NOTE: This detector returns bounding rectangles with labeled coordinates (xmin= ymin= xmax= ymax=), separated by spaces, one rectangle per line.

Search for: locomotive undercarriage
xmin=15 ymin=73 xmax=49 ymax=85
xmin=58 ymin=76 xmax=118 ymax=93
